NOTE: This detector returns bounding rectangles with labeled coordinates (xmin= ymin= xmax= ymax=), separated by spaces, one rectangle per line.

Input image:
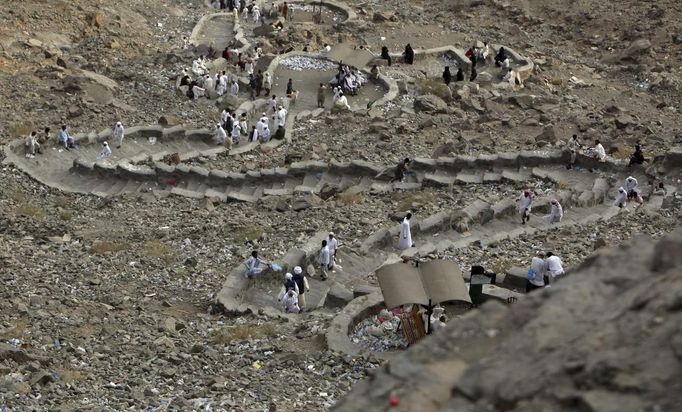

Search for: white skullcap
xmin=329 ymin=232 xmax=335 ymax=236
xmin=103 ymin=141 xmax=108 ymax=145
xmin=294 ymin=266 xmax=302 ymax=274
xmin=285 ymin=273 xmax=292 ymax=279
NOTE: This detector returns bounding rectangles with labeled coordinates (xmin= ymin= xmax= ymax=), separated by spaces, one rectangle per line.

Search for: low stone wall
xmin=325 ymin=292 xmax=388 ymax=357
xmin=272 ymin=0 xmax=357 ymax=23
xmin=214 ymin=231 xmax=327 ymax=315
xmin=263 ymin=51 xmax=398 ymax=110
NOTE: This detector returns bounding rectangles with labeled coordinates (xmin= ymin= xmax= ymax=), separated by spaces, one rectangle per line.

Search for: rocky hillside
xmin=334 ymin=228 xmax=682 ymax=411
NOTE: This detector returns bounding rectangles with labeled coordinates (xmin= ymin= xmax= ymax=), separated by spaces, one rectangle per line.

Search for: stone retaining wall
xmin=214 ymin=231 xmax=327 ymax=315
xmin=325 ymin=292 xmax=388 ymax=357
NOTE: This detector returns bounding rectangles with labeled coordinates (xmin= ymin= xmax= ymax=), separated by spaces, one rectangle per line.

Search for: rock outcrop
xmin=334 ymin=228 xmax=682 ymax=411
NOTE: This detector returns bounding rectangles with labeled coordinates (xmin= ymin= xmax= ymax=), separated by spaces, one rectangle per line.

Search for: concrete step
xmin=116 ymin=179 xmax=144 ymax=196
xmin=483 ymin=172 xmax=502 ymax=183
xmin=455 ymin=172 xmax=483 ymax=185
xmin=90 ymin=179 xmax=119 ymax=197
xmin=501 ymin=169 xmax=531 ymax=183
xmin=205 ymin=188 xmax=228 ymax=202
xmin=226 ymin=190 xmax=258 ymax=203
xmin=170 ymin=186 xmax=206 ymax=199
xmin=423 ymin=173 xmax=455 ymax=187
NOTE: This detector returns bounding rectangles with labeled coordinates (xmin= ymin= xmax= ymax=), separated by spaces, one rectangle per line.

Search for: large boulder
xmin=324 ymin=281 xmax=354 ymax=309
xmin=534 ymin=125 xmax=559 ymax=145
xmin=414 ymin=95 xmax=448 ymax=113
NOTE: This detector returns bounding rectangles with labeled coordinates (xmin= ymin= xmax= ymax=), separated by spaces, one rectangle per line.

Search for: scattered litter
xmin=279 ymin=56 xmax=337 ymax=72
xmin=349 ymin=309 xmax=408 ymax=352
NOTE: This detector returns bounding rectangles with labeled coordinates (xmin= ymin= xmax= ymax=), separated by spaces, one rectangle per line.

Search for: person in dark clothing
xmin=442 ymin=66 xmax=452 ymax=85
xmin=239 ymin=0 xmax=246 ymax=13
xmin=255 ymin=70 xmax=263 ymax=96
xmin=381 ymin=46 xmax=392 ymax=66
xmin=286 ymin=78 xmax=293 ymax=95
xmin=470 ymin=65 xmax=477 ymax=82
xmin=455 ymin=68 xmax=464 ymax=82
xmin=404 ymin=43 xmax=415 ymax=64
xmin=629 ymin=144 xmax=645 ymax=166
xmin=222 ymin=47 xmax=231 ymax=60
xmin=469 ymin=53 xmax=478 ymax=69
xmin=494 ymin=47 xmax=508 ymax=67
xmin=292 ymin=266 xmax=310 ymax=311
xmin=249 ymin=74 xmax=257 ymax=99
xmin=179 ymin=74 xmax=191 ymax=87
xmin=392 ymin=158 xmax=410 ymax=182
xmin=273 ymin=125 xmax=286 ymax=140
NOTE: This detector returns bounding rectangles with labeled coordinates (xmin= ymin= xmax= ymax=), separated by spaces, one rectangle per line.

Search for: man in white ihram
xmin=544 ymin=252 xmax=565 ymax=286
xmin=113 ymin=121 xmax=124 ymax=149
xmin=397 ymin=212 xmax=413 ymax=250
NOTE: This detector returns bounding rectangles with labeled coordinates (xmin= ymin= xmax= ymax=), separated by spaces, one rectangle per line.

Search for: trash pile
xmin=349 ymin=309 xmax=408 ymax=352
xmin=279 ymin=56 xmax=337 ymax=72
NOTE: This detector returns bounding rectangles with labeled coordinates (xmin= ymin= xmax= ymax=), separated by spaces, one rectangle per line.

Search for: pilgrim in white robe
xmin=113 ymin=122 xmax=124 ymax=148
xmin=214 ymin=125 xmax=227 ymax=144
xmin=397 ymin=217 xmax=412 ymax=250
xmin=549 ymin=200 xmax=563 ymax=223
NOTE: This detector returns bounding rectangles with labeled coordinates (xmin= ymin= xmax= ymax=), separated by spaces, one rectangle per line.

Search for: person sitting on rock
xmin=503 ymin=68 xmax=517 ymax=86
xmin=281 ymin=289 xmax=300 ymax=313
xmin=614 ymin=187 xmax=627 ymax=208
xmin=494 ymin=47 xmax=509 ymax=68
xmin=57 ymin=125 xmax=74 ymax=150
xmin=517 ymin=189 xmax=534 ymax=225
xmin=526 ymin=251 xmax=548 ymax=292
xmin=292 ymin=266 xmax=310 ymax=311
xmin=544 ymin=252 xmax=565 ymax=285
xmin=277 ymin=272 xmax=299 ymax=301
xmin=549 ymin=199 xmax=563 ymax=223
xmin=380 ymin=46 xmax=391 ymax=66
xmin=97 ymin=141 xmax=112 ymax=160
xmin=273 ymin=125 xmax=285 ymax=140
xmin=392 ymin=158 xmax=411 ymax=182
xmin=586 ymin=139 xmax=606 ymax=161
xmin=429 ymin=306 xmax=447 ymax=332
xmin=653 ymin=182 xmax=667 ymax=196
xmin=179 ymin=72 xmax=191 ymax=87
xmin=25 ymin=131 xmax=41 ymax=157
xmin=321 ymin=43 xmax=332 ymax=54
xmin=455 ymin=67 xmax=464 ymax=82
xmin=625 ymin=176 xmax=644 ymax=206
xmin=334 ymin=92 xmax=351 ymax=110
xmin=629 ymin=144 xmax=645 ymax=166
xmin=244 ymin=251 xmax=269 ymax=278
xmin=191 ymin=58 xmax=205 ymax=77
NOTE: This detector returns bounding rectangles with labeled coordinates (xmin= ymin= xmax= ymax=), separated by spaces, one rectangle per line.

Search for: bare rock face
xmin=333 ymin=228 xmax=682 ymax=412
xmin=414 ymin=95 xmax=448 ymax=114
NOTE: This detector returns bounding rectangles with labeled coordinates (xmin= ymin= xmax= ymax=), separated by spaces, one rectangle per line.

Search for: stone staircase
xmin=363 ymin=165 xmax=656 ymax=263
